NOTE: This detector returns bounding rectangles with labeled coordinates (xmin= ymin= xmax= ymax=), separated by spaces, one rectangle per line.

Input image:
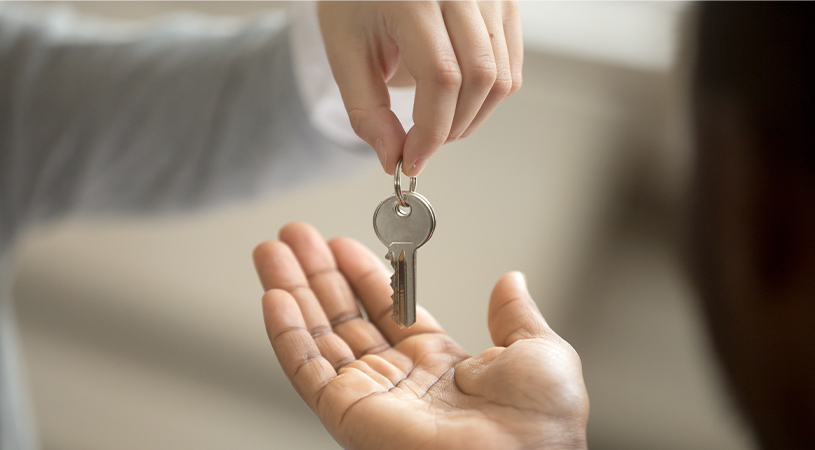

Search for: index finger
xmin=318 ymin=2 xmax=407 ymax=175
xmin=388 ymin=2 xmax=462 ymax=176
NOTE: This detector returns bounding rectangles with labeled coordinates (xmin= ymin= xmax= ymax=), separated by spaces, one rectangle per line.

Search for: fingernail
xmin=512 ymin=271 xmax=528 ymax=288
xmin=374 ymin=138 xmax=387 ymax=168
xmin=410 ymin=158 xmax=429 ymax=175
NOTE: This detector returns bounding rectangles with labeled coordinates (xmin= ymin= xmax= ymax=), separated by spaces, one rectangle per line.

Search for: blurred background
xmin=10 ymin=2 xmax=755 ymax=449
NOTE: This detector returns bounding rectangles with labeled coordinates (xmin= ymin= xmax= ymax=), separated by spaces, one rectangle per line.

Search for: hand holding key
xmin=319 ymin=1 xmax=523 ymax=176
xmin=253 ymin=223 xmax=589 ymax=450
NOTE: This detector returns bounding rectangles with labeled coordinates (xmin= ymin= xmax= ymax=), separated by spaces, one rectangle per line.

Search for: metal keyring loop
xmin=394 ymin=158 xmax=417 ymax=207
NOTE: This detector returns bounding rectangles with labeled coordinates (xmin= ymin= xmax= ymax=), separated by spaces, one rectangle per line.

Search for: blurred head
xmin=691 ymin=3 xmax=815 ymax=449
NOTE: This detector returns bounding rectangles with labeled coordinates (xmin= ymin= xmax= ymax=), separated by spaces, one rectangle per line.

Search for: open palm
xmin=253 ymin=223 xmax=588 ymax=450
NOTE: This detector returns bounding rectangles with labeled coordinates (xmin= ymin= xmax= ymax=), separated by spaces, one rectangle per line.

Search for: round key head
xmin=373 ymin=191 xmax=436 ymax=248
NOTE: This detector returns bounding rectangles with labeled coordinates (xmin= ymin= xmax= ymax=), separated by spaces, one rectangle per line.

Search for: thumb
xmin=488 ymin=271 xmax=551 ymax=347
xmin=456 ymin=272 xmax=585 ymax=413
xmin=454 ymin=272 xmax=556 ymax=408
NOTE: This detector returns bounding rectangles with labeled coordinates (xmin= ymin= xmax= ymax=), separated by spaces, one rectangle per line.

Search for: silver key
xmin=373 ymin=190 xmax=435 ymax=328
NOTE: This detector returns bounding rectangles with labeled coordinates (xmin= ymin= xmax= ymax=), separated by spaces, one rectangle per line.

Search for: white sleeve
xmin=0 ymin=3 xmax=385 ymax=237
xmin=289 ymin=1 xmax=415 ymax=148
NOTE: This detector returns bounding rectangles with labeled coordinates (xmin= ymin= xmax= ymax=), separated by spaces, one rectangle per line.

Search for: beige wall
xmin=12 ymin=3 xmax=753 ymax=450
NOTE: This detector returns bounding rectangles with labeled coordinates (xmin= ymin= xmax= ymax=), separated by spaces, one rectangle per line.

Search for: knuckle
xmin=432 ymin=59 xmax=463 ymax=90
xmin=491 ymin=71 xmax=514 ymax=98
xmin=509 ymin=72 xmax=523 ymax=95
xmin=468 ymin=61 xmax=498 ymax=89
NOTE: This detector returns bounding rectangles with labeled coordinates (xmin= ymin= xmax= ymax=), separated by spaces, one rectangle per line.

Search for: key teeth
xmin=389 ymin=266 xmax=400 ymax=324
xmin=390 ymin=271 xmax=398 ymax=309
xmin=390 ymin=272 xmax=397 ymax=295
xmin=386 ymin=250 xmax=407 ymax=328
xmin=385 ymin=251 xmax=397 ymax=271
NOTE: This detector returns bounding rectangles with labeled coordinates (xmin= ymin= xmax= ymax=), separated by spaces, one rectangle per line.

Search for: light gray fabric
xmin=0 ymin=5 xmax=371 ymax=449
xmin=0 ymin=254 xmax=38 ymax=450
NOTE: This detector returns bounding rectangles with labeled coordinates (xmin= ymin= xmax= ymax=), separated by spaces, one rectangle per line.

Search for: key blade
xmin=388 ymin=245 xmax=416 ymax=328
xmin=391 ymin=249 xmax=406 ymax=326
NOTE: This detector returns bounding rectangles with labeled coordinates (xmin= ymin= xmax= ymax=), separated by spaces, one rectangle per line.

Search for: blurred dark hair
xmin=692 ymin=3 xmax=814 ymax=449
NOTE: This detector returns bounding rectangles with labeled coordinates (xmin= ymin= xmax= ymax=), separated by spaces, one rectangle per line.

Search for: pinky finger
xmin=502 ymin=0 xmax=524 ymax=96
xmin=263 ymin=289 xmax=337 ymax=411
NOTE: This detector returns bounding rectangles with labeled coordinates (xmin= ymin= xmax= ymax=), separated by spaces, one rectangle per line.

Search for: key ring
xmin=394 ymin=158 xmax=417 ymax=208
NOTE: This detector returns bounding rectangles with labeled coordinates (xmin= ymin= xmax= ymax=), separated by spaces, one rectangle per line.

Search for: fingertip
xmin=401 ymin=124 xmax=443 ymax=177
xmin=404 ymin=157 xmax=429 ymax=177
xmin=490 ymin=271 xmax=528 ymax=305
xmin=327 ymin=237 xmax=363 ymax=267
xmin=509 ymin=72 xmax=523 ymax=96
xmin=278 ymin=222 xmax=317 ymax=241
xmin=511 ymin=271 xmax=528 ymax=289
xmin=262 ymin=288 xmax=295 ymax=313
xmin=252 ymin=240 xmax=291 ymax=276
xmin=401 ymin=154 xmax=426 ymax=177
xmin=279 ymin=222 xmax=338 ymax=276
xmin=253 ymin=238 xmax=308 ymax=293
xmin=279 ymin=222 xmax=328 ymax=260
xmin=382 ymin=127 xmax=407 ymax=176
xmin=488 ymin=271 xmax=548 ymax=347
xmin=327 ymin=236 xmax=357 ymax=255
xmin=252 ymin=240 xmax=277 ymax=268
xmin=400 ymin=139 xmax=428 ymax=176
